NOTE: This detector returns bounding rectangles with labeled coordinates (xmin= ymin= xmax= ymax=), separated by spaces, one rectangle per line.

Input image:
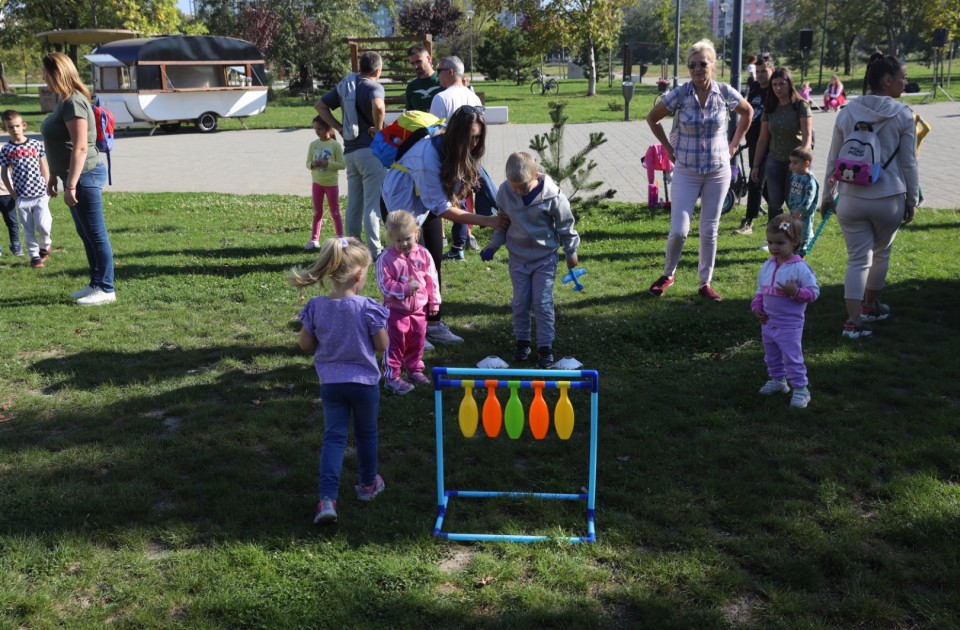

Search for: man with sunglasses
xmin=405 ymin=45 xmax=442 ymax=112
xmin=429 ymin=56 xmax=483 ymax=261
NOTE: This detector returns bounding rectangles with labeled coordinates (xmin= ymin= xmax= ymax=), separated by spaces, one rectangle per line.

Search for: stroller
xmin=642 ymin=144 xmax=674 ymax=209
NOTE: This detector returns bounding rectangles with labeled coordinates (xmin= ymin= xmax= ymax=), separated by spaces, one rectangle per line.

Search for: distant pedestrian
xmin=315 ymin=51 xmax=387 ymax=258
xmin=305 ymin=115 xmax=345 ymax=250
xmin=824 ymin=75 xmax=846 ymax=111
xmin=645 ymin=38 xmax=753 ymax=302
xmin=1 ymin=109 xmax=50 ymax=267
xmin=405 ymin=44 xmax=442 ymax=112
xmin=733 ymin=56 xmax=774 ymax=235
xmin=751 ymin=67 xmax=813 ymax=219
xmin=290 ymin=236 xmax=389 ymax=525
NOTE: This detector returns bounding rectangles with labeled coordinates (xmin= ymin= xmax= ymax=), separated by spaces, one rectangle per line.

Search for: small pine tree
xmin=528 ymin=102 xmax=616 ymax=208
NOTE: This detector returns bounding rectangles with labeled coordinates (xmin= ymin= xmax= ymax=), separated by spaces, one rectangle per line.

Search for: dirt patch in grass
xmin=722 ymin=593 xmax=763 ymax=626
xmin=438 ymin=549 xmax=475 ymax=574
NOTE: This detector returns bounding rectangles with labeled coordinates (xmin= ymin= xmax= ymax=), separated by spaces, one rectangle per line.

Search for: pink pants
xmin=762 ymin=323 xmax=808 ymax=387
xmin=311 ymin=183 xmax=343 ymax=240
xmin=384 ymin=308 xmax=427 ymax=380
xmin=664 ymin=165 xmax=729 ymax=284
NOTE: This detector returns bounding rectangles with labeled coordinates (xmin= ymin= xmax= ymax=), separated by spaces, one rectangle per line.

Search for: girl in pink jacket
xmin=376 ymin=210 xmax=440 ymax=394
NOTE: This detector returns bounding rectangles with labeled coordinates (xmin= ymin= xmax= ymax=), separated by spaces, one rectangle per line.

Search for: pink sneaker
xmin=407 ymin=371 xmax=431 ymax=386
xmin=698 ymin=285 xmax=722 ymax=302
xmin=355 ymin=474 xmax=385 ymax=501
xmin=313 ymin=498 xmax=337 ymax=524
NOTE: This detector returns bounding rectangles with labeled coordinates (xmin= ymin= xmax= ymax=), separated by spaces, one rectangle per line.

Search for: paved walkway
xmin=108 ymin=100 xmax=958 ymax=210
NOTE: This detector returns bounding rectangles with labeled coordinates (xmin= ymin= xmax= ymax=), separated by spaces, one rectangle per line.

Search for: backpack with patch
xmin=371 ymin=110 xmax=444 ymax=168
xmin=335 ymin=72 xmax=360 ymax=141
xmin=93 ymin=96 xmax=115 ymax=185
xmin=833 ymin=121 xmax=898 ymax=186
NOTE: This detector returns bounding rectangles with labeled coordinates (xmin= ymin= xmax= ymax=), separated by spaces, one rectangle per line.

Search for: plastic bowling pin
xmin=504 ymin=381 xmax=524 ymax=439
xmin=554 ymin=382 xmax=574 ymax=440
xmin=482 ymin=380 xmax=502 ymax=437
xmin=458 ymin=382 xmax=478 ymax=438
xmin=529 ymin=381 xmax=549 ymax=440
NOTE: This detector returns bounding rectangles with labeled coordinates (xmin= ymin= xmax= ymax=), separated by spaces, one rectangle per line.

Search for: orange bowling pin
xmin=482 ymin=379 xmax=502 ymax=437
xmin=529 ymin=381 xmax=549 ymax=440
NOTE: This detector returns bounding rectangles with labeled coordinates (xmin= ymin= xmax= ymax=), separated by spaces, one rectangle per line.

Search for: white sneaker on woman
xmin=76 ymin=288 xmax=117 ymax=306
xmin=70 ymin=285 xmax=96 ymax=299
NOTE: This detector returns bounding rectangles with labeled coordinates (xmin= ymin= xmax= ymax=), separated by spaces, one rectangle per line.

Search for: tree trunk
xmin=586 ymin=39 xmax=597 ymax=96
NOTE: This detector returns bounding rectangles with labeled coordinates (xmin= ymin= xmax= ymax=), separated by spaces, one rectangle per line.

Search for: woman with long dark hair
xmin=381 ymin=106 xmax=507 ymax=344
xmin=41 ymin=52 xmax=115 ymax=305
xmin=821 ymin=53 xmax=918 ymax=339
xmin=750 ymin=67 xmax=813 ymax=221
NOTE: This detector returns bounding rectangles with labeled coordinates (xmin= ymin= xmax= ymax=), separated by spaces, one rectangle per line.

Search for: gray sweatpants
xmin=509 ymin=253 xmax=557 ymax=348
xmin=836 ymin=194 xmax=904 ymax=300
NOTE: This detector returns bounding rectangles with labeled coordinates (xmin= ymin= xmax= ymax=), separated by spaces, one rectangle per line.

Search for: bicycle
xmin=530 ymin=75 xmax=560 ymax=96
xmin=721 ymin=144 xmax=750 ymax=215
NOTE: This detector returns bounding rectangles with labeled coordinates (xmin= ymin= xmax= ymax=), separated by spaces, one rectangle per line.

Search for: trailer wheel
xmin=159 ymin=123 xmax=182 ymax=133
xmin=196 ymin=112 xmax=218 ymax=133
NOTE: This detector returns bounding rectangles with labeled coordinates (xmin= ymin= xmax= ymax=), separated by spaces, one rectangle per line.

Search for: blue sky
xmin=178 ymin=0 xmax=193 ymax=15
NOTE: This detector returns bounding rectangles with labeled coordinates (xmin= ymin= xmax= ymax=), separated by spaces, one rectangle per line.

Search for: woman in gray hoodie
xmin=821 ymin=52 xmax=919 ymax=339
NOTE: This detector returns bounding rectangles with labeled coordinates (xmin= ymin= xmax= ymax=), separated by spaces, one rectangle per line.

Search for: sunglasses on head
xmin=457 ymin=105 xmax=485 ymax=116
xmin=687 ymin=61 xmax=710 ymax=69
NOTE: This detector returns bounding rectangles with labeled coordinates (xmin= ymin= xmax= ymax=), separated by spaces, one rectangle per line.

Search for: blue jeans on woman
xmin=763 ymin=157 xmax=790 ymax=221
xmin=318 ymin=382 xmax=380 ymax=500
xmin=66 ymin=161 xmax=114 ymax=292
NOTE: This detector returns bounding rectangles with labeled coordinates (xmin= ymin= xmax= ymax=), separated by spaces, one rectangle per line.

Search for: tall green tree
xmin=546 ymin=0 xmax=626 ymax=95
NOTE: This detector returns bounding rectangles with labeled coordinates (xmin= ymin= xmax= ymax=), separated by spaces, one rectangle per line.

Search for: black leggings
xmin=382 ymin=198 xmax=443 ymax=322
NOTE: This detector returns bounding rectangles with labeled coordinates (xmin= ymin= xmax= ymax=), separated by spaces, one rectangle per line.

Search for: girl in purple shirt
xmin=290 ymin=237 xmax=390 ymax=525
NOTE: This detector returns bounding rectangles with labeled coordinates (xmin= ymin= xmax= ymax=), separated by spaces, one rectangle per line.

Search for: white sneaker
xmin=70 ymin=285 xmax=97 ymax=299
xmin=76 ymin=288 xmax=117 ymax=306
xmin=305 ymin=240 xmax=320 ymax=251
xmin=426 ymin=321 xmax=463 ymax=345
xmin=758 ymin=379 xmax=790 ymax=396
xmin=790 ymin=387 xmax=811 ymax=408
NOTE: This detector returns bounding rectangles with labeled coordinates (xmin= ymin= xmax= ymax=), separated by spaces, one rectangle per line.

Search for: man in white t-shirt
xmin=429 ymin=56 xmax=481 ymax=121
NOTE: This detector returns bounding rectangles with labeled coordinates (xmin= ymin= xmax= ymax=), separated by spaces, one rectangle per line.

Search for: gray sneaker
xmin=733 ymin=222 xmax=753 ymax=235
xmin=467 ymin=234 xmax=480 ymax=250
xmin=758 ymin=379 xmax=790 ymax=395
xmin=790 ymin=387 xmax=811 ymax=408
xmin=427 ymin=320 xmax=464 ymax=345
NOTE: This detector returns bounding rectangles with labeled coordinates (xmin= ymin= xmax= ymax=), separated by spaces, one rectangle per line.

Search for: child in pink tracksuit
xmin=751 ymin=213 xmax=819 ymax=409
xmin=376 ymin=210 xmax=440 ymax=395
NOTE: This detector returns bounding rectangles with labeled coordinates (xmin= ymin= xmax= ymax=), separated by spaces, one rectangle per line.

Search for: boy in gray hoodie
xmin=481 ymin=151 xmax=580 ymax=368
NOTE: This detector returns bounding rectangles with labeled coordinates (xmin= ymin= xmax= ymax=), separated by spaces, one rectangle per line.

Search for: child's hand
xmin=318 ymin=158 xmax=329 ymax=168
xmin=409 ymin=280 xmax=420 ymax=292
xmin=428 ymin=308 xmax=439 ymax=317
xmin=566 ymin=253 xmax=579 ymax=269
xmin=753 ymin=309 xmax=769 ymax=324
xmin=479 ymin=248 xmax=495 ymax=261
xmin=777 ymin=280 xmax=799 ymax=297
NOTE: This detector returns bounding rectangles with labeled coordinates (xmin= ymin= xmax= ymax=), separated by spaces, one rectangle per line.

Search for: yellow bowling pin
xmin=458 ymin=382 xmax=478 ymax=437
xmin=554 ymin=382 xmax=574 ymax=440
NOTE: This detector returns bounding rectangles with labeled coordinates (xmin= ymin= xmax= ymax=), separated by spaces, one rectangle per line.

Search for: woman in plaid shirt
xmin=645 ymin=39 xmax=753 ymax=302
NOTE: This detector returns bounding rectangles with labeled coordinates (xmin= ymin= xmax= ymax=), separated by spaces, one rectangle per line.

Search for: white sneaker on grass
xmin=790 ymin=387 xmax=811 ymax=408
xmin=76 ymin=288 xmax=117 ymax=306
xmin=758 ymin=378 xmax=790 ymax=395
xmin=70 ymin=285 xmax=96 ymax=299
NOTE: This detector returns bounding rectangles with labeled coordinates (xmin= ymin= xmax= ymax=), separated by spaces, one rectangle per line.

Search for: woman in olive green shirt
xmin=41 ymin=52 xmax=115 ymax=305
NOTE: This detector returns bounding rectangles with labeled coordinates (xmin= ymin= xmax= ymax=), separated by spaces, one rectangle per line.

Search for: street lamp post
xmin=719 ymin=2 xmax=728 ymax=78
xmin=466 ymin=9 xmax=475 ymax=83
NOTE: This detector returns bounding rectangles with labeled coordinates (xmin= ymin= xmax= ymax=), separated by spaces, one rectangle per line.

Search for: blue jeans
xmin=318 ymin=382 xmax=380 ymax=500
xmin=0 ymin=195 xmax=20 ymax=254
xmin=65 ymin=162 xmax=114 ymax=292
xmin=509 ymin=254 xmax=558 ymax=347
xmin=763 ymin=157 xmax=790 ymax=221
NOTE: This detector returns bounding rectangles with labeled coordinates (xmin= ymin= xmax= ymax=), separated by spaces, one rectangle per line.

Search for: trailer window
xmin=100 ymin=66 xmax=131 ymax=91
xmin=165 ymin=65 xmax=225 ymax=89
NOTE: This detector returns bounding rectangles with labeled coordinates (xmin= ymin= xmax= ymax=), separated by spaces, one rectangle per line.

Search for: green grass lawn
xmin=1 ymin=193 xmax=959 ymax=627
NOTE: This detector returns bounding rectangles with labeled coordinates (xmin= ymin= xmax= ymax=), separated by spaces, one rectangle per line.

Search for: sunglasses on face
xmin=687 ymin=61 xmax=710 ymax=69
